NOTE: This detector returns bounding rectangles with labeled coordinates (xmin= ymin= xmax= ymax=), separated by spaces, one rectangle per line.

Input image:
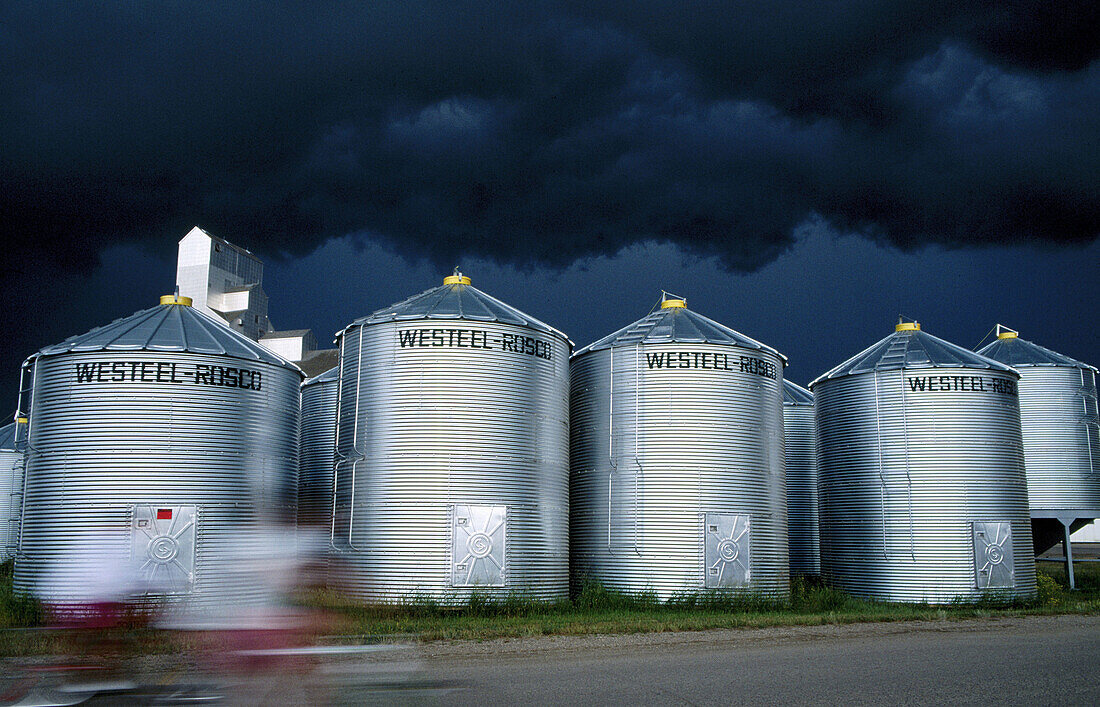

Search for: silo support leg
xmin=1061 ymin=520 xmax=1076 ymax=591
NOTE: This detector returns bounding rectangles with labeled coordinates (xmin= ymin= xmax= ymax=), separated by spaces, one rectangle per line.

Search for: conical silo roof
xmin=810 ymin=321 xmax=1015 ymax=388
xmin=573 ymin=297 xmax=786 ymax=361
xmin=35 ymin=296 xmax=302 ymax=372
xmin=782 ymin=380 xmax=814 ymax=406
xmin=303 ymin=365 xmax=339 ymax=387
xmin=347 ymin=272 xmax=571 ymax=344
xmin=977 ymin=329 xmax=1097 ymax=372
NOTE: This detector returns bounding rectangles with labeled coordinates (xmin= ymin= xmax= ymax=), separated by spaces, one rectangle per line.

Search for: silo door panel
xmin=452 ymin=504 xmax=506 ymax=587
xmin=131 ymin=504 xmax=197 ymax=594
xmin=972 ymin=521 xmax=1015 ymax=589
xmin=704 ymin=513 xmax=751 ymax=588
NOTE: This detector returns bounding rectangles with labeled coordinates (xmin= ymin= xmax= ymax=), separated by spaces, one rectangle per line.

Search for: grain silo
xmin=299 ymin=366 xmax=338 ymax=530
xmin=330 ymin=272 xmax=571 ymax=602
xmin=783 ymin=380 xmax=819 ymax=576
xmin=811 ymin=320 xmax=1036 ymax=602
xmin=13 ymin=295 xmax=302 ymax=606
xmin=570 ymin=295 xmax=788 ymax=599
xmin=977 ymin=326 xmax=1099 ymax=586
xmin=0 ymin=421 xmax=25 ymax=562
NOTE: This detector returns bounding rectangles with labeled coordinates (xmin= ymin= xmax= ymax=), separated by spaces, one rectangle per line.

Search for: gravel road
xmin=3 ymin=615 xmax=1096 ymax=704
xmin=418 ymin=615 xmax=1100 ymax=705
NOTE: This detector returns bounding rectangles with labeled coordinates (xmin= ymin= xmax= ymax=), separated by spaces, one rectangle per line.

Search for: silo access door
xmin=131 ymin=504 xmax=197 ymax=594
xmin=451 ymin=504 xmax=507 ymax=587
xmin=704 ymin=512 xmax=751 ymax=588
xmin=972 ymin=521 xmax=1015 ymax=589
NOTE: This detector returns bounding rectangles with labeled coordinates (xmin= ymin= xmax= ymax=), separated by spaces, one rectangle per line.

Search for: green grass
xmin=306 ymin=565 xmax=1100 ymax=643
xmin=0 ymin=560 xmax=42 ymax=629
xmin=1 ymin=561 xmax=1097 ymax=656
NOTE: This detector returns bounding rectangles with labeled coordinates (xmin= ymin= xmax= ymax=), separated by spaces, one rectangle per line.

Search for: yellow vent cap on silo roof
xmin=660 ymin=290 xmax=686 ymax=309
xmin=895 ymin=318 xmax=920 ymax=332
xmin=444 ymin=268 xmax=471 ymax=286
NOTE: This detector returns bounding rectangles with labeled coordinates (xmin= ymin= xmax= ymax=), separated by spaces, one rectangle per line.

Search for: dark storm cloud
xmin=2 ymin=1 xmax=1097 ymax=275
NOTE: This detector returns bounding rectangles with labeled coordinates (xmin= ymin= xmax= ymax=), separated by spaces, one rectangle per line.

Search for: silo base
xmin=1032 ymin=515 xmax=1098 ymax=591
xmin=1031 ymin=516 xmax=1093 ymax=555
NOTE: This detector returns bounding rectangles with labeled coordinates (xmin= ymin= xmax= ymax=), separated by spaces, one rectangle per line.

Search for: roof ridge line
xmin=144 ymin=306 xmax=175 ymax=349
xmin=185 ymin=306 xmax=235 ymax=357
xmin=84 ymin=306 xmax=163 ymax=350
xmin=101 ymin=308 xmax=159 ymax=349
xmin=469 ymin=285 xmax=570 ymax=340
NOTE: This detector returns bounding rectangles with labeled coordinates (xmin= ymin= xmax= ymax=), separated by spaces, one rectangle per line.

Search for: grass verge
xmin=309 ymin=564 xmax=1100 ymax=643
xmin=1 ymin=561 xmax=1097 ymax=656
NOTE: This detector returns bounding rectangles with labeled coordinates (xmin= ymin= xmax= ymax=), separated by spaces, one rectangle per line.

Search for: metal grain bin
xmin=977 ymin=327 xmax=1100 ymax=555
xmin=299 ymin=366 xmax=338 ymax=530
xmin=570 ymin=296 xmax=789 ymax=599
xmin=13 ymin=295 xmax=302 ymax=606
xmin=0 ymin=422 xmax=25 ymax=562
xmin=783 ymin=380 xmax=819 ymax=576
xmin=330 ymin=273 xmax=571 ymax=602
xmin=811 ymin=321 xmax=1036 ymax=602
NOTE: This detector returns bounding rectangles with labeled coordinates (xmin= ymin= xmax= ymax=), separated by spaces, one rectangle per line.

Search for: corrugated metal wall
xmin=14 ymin=351 xmax=300 ymax=606
xmin=330 ymin=321 xmax=571 ymax=602
xmin=784 ymin=400 xmax=819 ymax=575
xmin=815 ymin=367 xmax=1036 ymax=602
xmin=570 ymin=343 xmax=788 ymax=599
xmin=299 ymin=371 xmax=337 ymax=529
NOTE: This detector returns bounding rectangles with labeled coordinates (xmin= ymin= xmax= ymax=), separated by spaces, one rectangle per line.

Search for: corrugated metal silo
xmin=811 ymin=320 xmax=1036 ymax=602
xmin=13 ymin=295 xmax=303 ymax=606
xmin=0 ymin=422 xmax=25 ymax=562
xmin=570 ymin=296 xmax=789 ymax=599
xmin=783 ymin=380 xmax=819 ymax=576
xmin=299 ymin=366 xmax=338 ymax=530
xmin=977 ymin=327 xmax=1100 ymax=558
xmin=330 ymin=273 xmax=571 ymax=602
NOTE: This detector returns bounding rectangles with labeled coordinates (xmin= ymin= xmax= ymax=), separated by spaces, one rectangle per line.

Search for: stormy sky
xmin=2 ymin=2 xmax=1098 ymax=402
